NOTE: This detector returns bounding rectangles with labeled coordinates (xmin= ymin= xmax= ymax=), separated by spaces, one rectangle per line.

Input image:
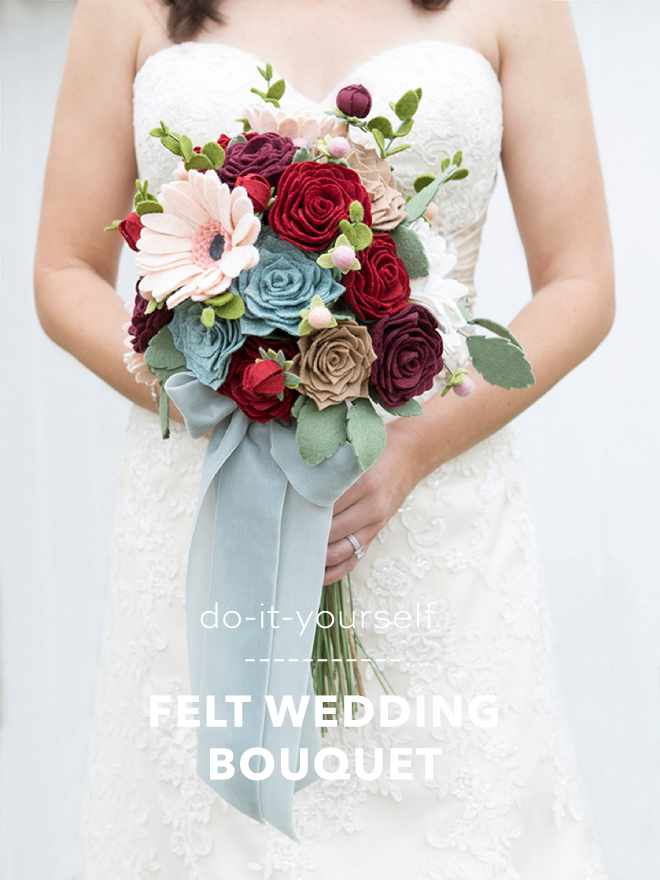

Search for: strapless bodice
xmin=133 ymin=40 xmax=503 ymax=305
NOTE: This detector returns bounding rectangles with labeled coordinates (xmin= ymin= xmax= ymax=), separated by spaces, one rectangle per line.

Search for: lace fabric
xmin=75 ymin=41 xmax=608 ymax=879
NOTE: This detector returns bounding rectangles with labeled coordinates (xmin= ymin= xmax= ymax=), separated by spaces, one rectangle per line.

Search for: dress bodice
xmin=133 ymin=40 xmax=503 ymax=305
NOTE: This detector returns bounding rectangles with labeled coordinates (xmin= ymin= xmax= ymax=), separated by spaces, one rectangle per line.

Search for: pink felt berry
xmin=308 ymin=306 xmax=333 ymax=329
xmin=327 ymin=136 xmax=349 ymax=159
xmin=331 ymin=245 xmax=356 ymax=270
xmin=423 ymin=202 xmax=438 ymax=221
xmin=453 ymin=376 xmax=475 ymax=397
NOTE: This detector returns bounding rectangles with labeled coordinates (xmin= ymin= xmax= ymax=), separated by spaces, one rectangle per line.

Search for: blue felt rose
xmin=234 ymin=228 xmax=343 ymax=336
xmin=169 ymin=301 xmax=245 ymax=389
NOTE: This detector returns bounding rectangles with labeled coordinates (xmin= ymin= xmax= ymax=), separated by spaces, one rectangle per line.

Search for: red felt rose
xmin=118 ymin=212 xmax=143 ymax=252
xmin=242 ymin=358 xmax=285 ymax=396
xmin=219 ymin=336 xmax=298 ymax=423
xmin=341 ymin=234 xmax=410 ymax=321
xmin=268 ymin=161 xmax=372 ymax=252
xmin=235 ymin=173 xmax=271 ymax=213
xmin=368 ymin=303 xmax=444 ymax=408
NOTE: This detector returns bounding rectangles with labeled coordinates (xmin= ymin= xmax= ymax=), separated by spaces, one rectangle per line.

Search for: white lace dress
xmin=74 ymin=41 xmax=609 ymax=880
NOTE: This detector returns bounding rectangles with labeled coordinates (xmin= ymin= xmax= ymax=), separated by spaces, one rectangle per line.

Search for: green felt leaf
xmin=352 ymin=223 xmax=372 ymax=251
xmin=161 ymin=134 xmax=183 ymax=156
xmin=413 ymin=173 xmax=435 ymax=193
xmin=213 ymin=294 xmax=244 ymax=320
xmin=316 ymin=253 xmax=334 ymax=269
xmin=388 ymin=224 xmax=429 ymax=278
xmin=179 ymin=135 xmax=194 ymax=162
xmin=145 ymin=298 xmax=158 ymax=315
xmin=441 ymin=158 xmax=450 ymax=172
xmin=371 ymin=394 xmax=423 ymax=418
xmin=205 ymin=292 xmax=233 ymax=308
xmin=143 ymin=327 xmax=186 ymax=381
xmin=135 ymin=200 xmax=163 ymax=217
xmin=293 ymin=147 xmax=311 ymax=163
xmin=387 ymin=143 xmax=410 ymax=156
xmin=395 ymin=119 xmax=413 ymax=137
xmin=159 ymin=383 xmax=170 ymax=440
xmin=415 ymin=87 xmax=423 ymax=100
xmin=291 ymin=394 xmax=306 ymax=419
xmin=201 ymin=141 xmax=225 ymax=168
xmin=450 ymin=168 xmax=469 ymax=181
xmin=349 ymin=201 xmax=364 ymax=223
xmin=104 ymin=220 xmax=120 ymax=232
xmin=267 ymin=78 xmax=286 ymax=100
xmin=283 ymin=371 xmax=300 ymax=387
xmin=466 ymin=335 xmax=535 ymax=390
xmin=295 ymin=398 xmax=348 ymax=466
xmin=368 ymin=116 xmax=394 ymax=139
xmin=298 ymin=316 xmax=313 ymax=336
xmin=371 ymin=128 xmax=386 ymax=153
xmin=452 ymin=150 xmax=463 ymax=167
xmin=185 ymin=154 xmax=212 ymax=171
xmin=468 ymin=317 xmax=523 ymax=350
xmin=404 ymin=164 xmax=458 ymax=223
xmin=149 ymin=125 xmax=167 ymax=138
xmin=250 ymin=87 xmax=268 ymax=101
xmin=394 ymin=90 xmax=419 ymax=120
xmin=200 ymin=306 xmax=215 ymax=328
xmin=346 ymin=398 xmax=386 ymax=471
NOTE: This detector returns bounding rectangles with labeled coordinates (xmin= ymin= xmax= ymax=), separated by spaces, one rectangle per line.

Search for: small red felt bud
xmin=242 ymin=359 xmax=285 ymax=396
xmin=235 ymin=173 xmax=271 ymax=213
xmin=118 ymin=212 xmax=143 ymax=252
xmin=336 ymin=84 xmax=372 ymax=118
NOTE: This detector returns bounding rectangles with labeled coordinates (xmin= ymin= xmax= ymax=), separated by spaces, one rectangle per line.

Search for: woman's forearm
xmin=34 ymin=263 xmax=160 ymax=415
xmin=397 ymin=274 xmax=615 ymax=483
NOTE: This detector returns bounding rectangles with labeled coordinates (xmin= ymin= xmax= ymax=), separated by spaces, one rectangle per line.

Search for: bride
xmin=34 ymin=0 xmax=614 ymax=877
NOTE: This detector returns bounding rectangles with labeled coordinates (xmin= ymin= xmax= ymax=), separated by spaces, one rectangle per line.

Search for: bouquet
xmin=108 ymin=67 xmax=534 ymax=835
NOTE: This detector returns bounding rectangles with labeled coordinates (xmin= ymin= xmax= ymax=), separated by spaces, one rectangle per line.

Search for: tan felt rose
xmin=345 ymin=143 xmax=407 ymax=231
xmin=292 ymin=322 xmax=376 ymax=409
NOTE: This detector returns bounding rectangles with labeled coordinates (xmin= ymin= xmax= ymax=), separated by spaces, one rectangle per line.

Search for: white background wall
xmin=0 ymin=1 xmax=657 ymax=878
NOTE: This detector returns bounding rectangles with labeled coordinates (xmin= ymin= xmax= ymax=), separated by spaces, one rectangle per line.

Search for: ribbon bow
xmin=165 ymin=372 xmax=362 ymax=838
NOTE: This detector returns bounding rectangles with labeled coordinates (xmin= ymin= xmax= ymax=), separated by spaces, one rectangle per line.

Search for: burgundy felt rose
xmin=128 ymin=287 xmax=173 ymax=353
xmin=219 ymin=336 xmax=298 ymax=423
xmin=336 ymin=84 xmax=372 ymax=118
xmin=242 ymin=358 xmax=285 ymax=396
xmin=220 ymin=133 xmax=296 ymax=187
xmin=368 ymin=304 xmax=444 ymax=408
xmin=235 ymin=173 xmax=271 ymax=213
xmin=341 ymin=234 xmax=410 ymax=321
xmin=268 ymin=161 xmax=372 ymax=252
xmin=118 ymin=212 xmax=143 ymax=252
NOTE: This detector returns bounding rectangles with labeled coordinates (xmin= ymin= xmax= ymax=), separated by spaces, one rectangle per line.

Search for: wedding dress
xmin=74 ymin=41 xmax=609 ymax=880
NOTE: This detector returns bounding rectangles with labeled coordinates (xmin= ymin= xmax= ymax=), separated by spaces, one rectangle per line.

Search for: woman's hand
xmin=323 ymin=417 xmax=425 ymax=586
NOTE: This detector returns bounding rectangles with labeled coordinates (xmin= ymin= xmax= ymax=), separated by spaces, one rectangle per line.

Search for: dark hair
xmin=164 ymin=0 xmax=452 ymax=42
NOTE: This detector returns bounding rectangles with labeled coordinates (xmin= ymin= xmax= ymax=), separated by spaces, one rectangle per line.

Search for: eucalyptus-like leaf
xmin=393 ymin=89 xmax=420 ymax=120
xmin=468 ymin=318 xmax=523 ymax=349
xmin=267 ymin=78 xmax=286 ymax=100
xmin=466 ymin=336 xmax=535 ymax=390
xmin=368 ymin=116 xmax=394 ymax=139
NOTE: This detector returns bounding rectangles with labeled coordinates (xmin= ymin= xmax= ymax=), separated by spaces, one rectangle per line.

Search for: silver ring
xmin=346 ymin=533 xmax=365 ymax=560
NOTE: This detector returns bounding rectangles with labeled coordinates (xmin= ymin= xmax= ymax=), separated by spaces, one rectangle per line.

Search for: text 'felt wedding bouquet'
xmin=110 ymin=66 xmax=534 ymax=836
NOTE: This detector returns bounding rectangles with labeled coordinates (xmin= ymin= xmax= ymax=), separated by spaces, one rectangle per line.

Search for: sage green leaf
xmin=200 ymin=307 xmax=215 ymax=328
xmin=201 ymin=141 xmax=225 ymax=168
xmin=394 ymin=90 xmax=419 ymax=120
xmin=144 ymin=327 xmax=186 ymax=381
xmin=293 ymin=147 xmax=311 ymax=163
xmin=404 ymin=164 xmax=458 ymax=223
xmin=467 ymin=336 xmax=535 ymax=390
xmin=388 ymin=224 xmax=429 ymax=278
xmin=291 ymin=394 xmax=306 ymax=419
xmin=346 ymin=398 xmax=386 ymax=471
xmin=295 ymin=399 xmax=348 ymax=466
xmin=267 ymin=78 xmax=286 ymax=100
xmin=368 ymin=116 xmax=394 ymax=139
xmin=468 ymin=317 xmax=523 ymax=350
xmin=213 ymin=294 xmax=245 ymax=320
xmin=371 ymin=394 xmax=423 ymax=417
xmin=135 ymin=200 xmax=164 ymax=217
xmin=413 ymin=173 xmax=435 ymax=193
xmin=352 ymin=223 xmax=373 ymax=251
xmin=349 ymin=201 xmax=364 ymax=223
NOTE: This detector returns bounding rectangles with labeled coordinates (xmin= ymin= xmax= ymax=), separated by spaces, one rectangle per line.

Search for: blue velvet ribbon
xmin=164 ymin=372 xmax=362 ymax=838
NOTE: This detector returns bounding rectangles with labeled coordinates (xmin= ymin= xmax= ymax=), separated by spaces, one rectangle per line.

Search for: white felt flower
xmin=136 ymin=170 xmax=260 ymax=308
xmin=407 ymin=219 xmax=468 ymax=355
xmin=244 ymin=104 xmax=342 ymax=141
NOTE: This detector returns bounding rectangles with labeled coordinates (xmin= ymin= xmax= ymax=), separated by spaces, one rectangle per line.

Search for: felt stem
xmin=159 ymin=383 xmax=170 ymax=439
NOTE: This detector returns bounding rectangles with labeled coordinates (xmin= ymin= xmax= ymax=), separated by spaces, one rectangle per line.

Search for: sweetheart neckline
xmin=134 ymin=39 xmax=500 ymax=107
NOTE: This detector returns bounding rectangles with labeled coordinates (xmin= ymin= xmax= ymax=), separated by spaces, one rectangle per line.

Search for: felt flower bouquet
xmin=109 ymin=68 xmax=535 ymax=719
